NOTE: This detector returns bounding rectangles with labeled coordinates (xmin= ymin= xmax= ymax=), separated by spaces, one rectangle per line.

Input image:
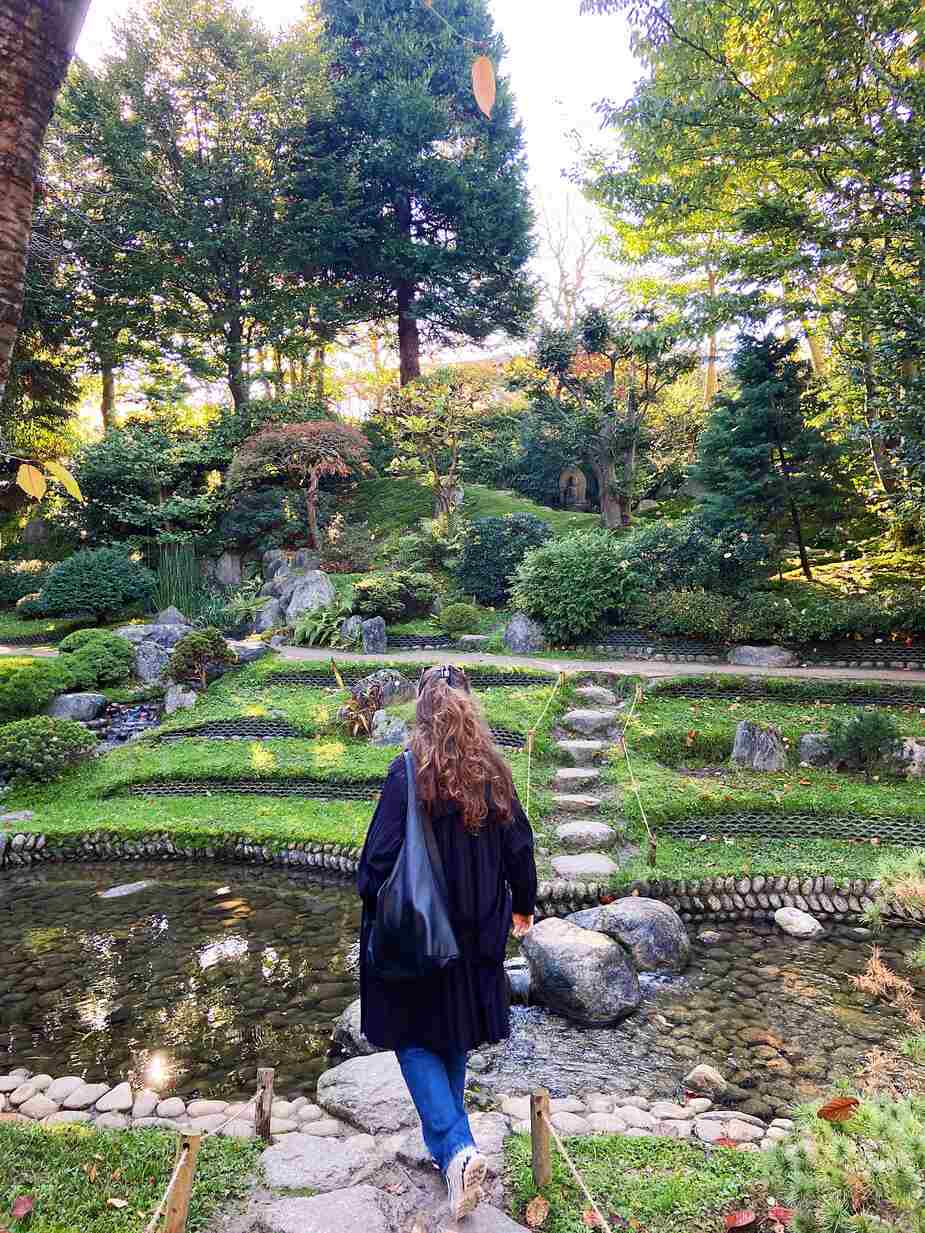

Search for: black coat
xmin=357 ymin=754 xmax=537 ymax=1053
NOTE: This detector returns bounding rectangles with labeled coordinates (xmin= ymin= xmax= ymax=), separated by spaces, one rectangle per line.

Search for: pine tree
xmin=692 ymin=334 xmax=842 ymax=580
xmin=298 ymin=0 xmax=536 ymax=384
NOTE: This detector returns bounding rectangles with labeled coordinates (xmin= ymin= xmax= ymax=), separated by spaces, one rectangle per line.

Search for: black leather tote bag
xmin=367 ymin=751 xmax=461 ymax=982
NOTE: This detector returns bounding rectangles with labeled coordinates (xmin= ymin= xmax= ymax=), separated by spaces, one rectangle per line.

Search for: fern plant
xmin=292 ymin=602 xmax=353 ymax=648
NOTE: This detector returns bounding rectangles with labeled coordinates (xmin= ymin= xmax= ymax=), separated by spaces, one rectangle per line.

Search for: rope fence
xmin=530 ymin=1088 xmax=614 ymax=1233
xmin=139 ymin=1069 xmax=274 ymax=1233
xmin=525 ymin=671 xmax=565 ymax=821
xmin=617 ymin=685 xmax=658 ymax=867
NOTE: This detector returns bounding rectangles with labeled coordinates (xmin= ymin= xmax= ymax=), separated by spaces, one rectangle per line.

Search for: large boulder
xmin=727 ymin=645 xmax=798 ymax=668
xmin=520 ymin=917 xmax=641 ymax=1027
xmin=340 ymin=616 xmax=363 ymax=647
xmin=731 ymin=720 xmax=787 ymax=772
xmin=569 ymin=897 xmax=690 ymax=973
xmin=285 ymin=571 xmax=336 ymax=624
xmin=261 ymin=1134 xmax=376 ymax=1191
xmin=799 ymin=733 xmax=834 ymax=767
xmin=228 ymin=639 xmax=270 ymax=665
xmin=774 ymin=907 xmax=824 ymax=939
xmin=46 ymin=692 xmax=107 ymax=722
xmin=155 ymin=606 xmax=188 ymax=626
xmin=164 ymin=685 xmax=197 ymax=715
xmin=262 ymin=549 xmax=290 ymax=580
xmin=135 ymin=641 xmax=170 ymax=684
xmin=369 ymin=710 xmax=409 ymax=747
xmin=361 ymin=617 xmax=387 ymax=654
xmin=331 ymin=999 xmax=379 ymax=1058
xmin=352 ymin=670 xmax=415 ymax=706
xmin=114 ymin=623 xmax=191 ymax=648
xmin=315 ymin=1052 xmax=417 ymax=1134
xmin=902 ymin=739 xmax=925 ymax=779
xmin=503 ymin=613 xmax=547 ymax=654
xmin=253 ymin=598 xmax=284 ymax=633
xmin=293 ymin=549 xmax=322 ymax=570
xmin=255 ymin=1187 xmax=391 ymax=1233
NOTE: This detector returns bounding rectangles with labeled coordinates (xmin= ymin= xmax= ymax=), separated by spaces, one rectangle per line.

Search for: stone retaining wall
xmin=3 ymin=825 xmax=922 ymax=926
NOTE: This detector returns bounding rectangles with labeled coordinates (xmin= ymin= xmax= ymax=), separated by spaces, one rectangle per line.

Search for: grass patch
xmin=506 ymin=1132 xmax=761 ymax=1233
xmin=782 ymin=544 xmax=925 ymax=592
xmin=651 ymin=673 xmax=925 ymax=705
xmin=0 ymin=1122 xmax=259 ymax=1233
xmin=345 ymin=476 xmax=434 ymax=534
xmin=462 ymin=484 xmax=601 ymax=536
xmin=0 ymin=613 xmax=91 ymax=641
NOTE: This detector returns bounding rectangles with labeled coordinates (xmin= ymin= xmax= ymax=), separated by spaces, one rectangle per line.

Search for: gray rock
xmin=460 ymin=634 xmax=491 ymax=648
xmin=63 ymin=1082 xmax=110 ymax=1110
xmin=340 ymin=616 xmax=363 ymax=647
xmin=164 ymin=684 xmax=198 ymax=715
xmin=902 ymin=739 xmax=925 ymax=778
xmin=332 ymin=999 xmax=380 ymax=1058
xmin=285 ymin=571 xmax=336 ymax=623
xmin=315 ymin=1052 xmax=418 ymax=1134
xmin=255 ymin=1186 xmax=390 ymax=1233
xmin=683 ymin=1064 xmax=727 ymax=1096
xmin=361 ymin=617 xmax=387 ymax=654
xmin=156 ymin=1097 xmax=186 ymax=1118
xmin=228 ymin=639 xmax=270 ymax=665
xmin=261 ymin=1133 xmax=376 ymax=1191
xmin=132 ymin=1089 xmax=161 ymax=1120
xmin=352 ymin=670 xmax=415 ymax=706
xmin=521 ymin=917 xmax=641 ymax=1026
xmin=135 ymin=641 xmax=171 ymax=684
xmin=568 ymin=897 xmax=690 ymax=972
xmin=369 ymin=710 xmax=409 ymax=747
xmin=799 ymin=733 xmax=833 ymax=767
xmin=774 ymin=906 xmax=824 ymax=938
xmin=727 ymin=645 xmax=798 ymax=668
xmin=46 ymin=692 xmax=108 ymax=721
xmin=503 ymin=613 xmax=547 ymax=654
xmin=551 ymin=853 xmax=620 ymax=880
xmin=155 ymin=606 xmax=188 ymax=625
xmin=293 ymin=549 xmax=322 ymax=571
xmin=561 ymin=708 xmax=620 ymax=737
xmin=554 ymin=821 xmax=616 ymax=853
xmin=98 ymin=881 xmax=156 ymax=899
xmin=731 ymin=720 xmax=787 ymax=772
xmin=45 ymin=1076 xmax=82 ymax=1103
xmin=96 ymin=1082 xmax=133 ymax=1113
xmin=45 ymin=1110 xmax=91 ymax=1126
xmin=262 ymin=549 xmax=290 ymax=580
xmin=574 ymin=684 xmax=619 ymax=707
xmin=215 ymin=552 xmax=243 ymax=589
xmin=95 ymin=1112 xmax=129 ymax=1130
xmin=260 ymin=572 xmax=294 ymax=600
xmin=253 ymin=598 xmax=284 ymax=633
xmin=115 ymin=623 xmax=191 ymax=648
xmin=19 ymin=1093 xmax=58 ymax=1120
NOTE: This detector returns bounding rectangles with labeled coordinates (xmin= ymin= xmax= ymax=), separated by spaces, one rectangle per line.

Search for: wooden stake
xmin=163 ymin=1134 xmax=200 ymax=1233
xmin=530 ymin=1088 xmax=551 ymax=1189
xmin=256 ymin=1067 xmax=275 ymax=1143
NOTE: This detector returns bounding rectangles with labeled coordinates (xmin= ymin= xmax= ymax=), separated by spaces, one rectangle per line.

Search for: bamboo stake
xmin=530 ymin=1088 xmax=551 ymax=1188
xmin=255 ymin=1068 xmax=275 ymax=1143
xmin=163 ymin=1134 xmax=200 ymax=1233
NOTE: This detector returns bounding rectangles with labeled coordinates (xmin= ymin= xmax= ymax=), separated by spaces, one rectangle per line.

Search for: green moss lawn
xmin=506 ymin=1133 xmax=762 ymax=1233
xmin=0 ymin=1122 xmax=258 ymax=1233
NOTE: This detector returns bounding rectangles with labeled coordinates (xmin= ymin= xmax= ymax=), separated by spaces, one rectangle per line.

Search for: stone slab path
xmin=279 ymin=645 xmax=925 ymax=684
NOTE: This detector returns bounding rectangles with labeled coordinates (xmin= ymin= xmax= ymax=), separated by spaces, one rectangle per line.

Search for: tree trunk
xmin=100 ymin=360 xmax=115 ymax=429
xmin=801 ymin=321 xmax=826 ymax=375
xmin=591 ymin=458 xmax=624 ymax=529
xmin=0 ymin=0 xmax=91 ymax=404
xmin=775 ymin=439 xmax=813 ymax=581
xmin=311 ymin=345 xmax=325 ymax=401
xmin=304 ymin=485 xmax=319 ymax=550
xmin=227 ymin=312 xmax=248 ymax=412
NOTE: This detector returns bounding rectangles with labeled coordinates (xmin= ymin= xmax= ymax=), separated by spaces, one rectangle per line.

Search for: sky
xmin=75 ymin=0 xmax=637 ymax=211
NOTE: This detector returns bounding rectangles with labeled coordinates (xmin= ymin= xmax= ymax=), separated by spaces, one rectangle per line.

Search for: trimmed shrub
xmin=0 ymin=715 xmax=96 ymax=783
xmin=828 ymin=710 xmax=904 ymax=782
xmin=0 ymin=661 xmax=72 ymax=724
xmin=36 ymin=548 xmax=156 ymax=620
xmin=511 ymin=530 xmax=636 ymax=644
xmin=0 ymin=562 xmax=49 ymax=608
xmin=632 ymin=589 xmax=738 ymax=642
xmin=616 ymin=515 xmax=771 ymax=594
xmin=61 ymin=631 xmax=135 ymax=687
xmin=437 ymin=602 xmax=481 ymax=637
xmin=168 ymin=628 xmax=237 ymax=689
xmin=455 ymin=514 xmax=552 ymax=606
xmin=352 ymin=571 xmax=437 ymax=623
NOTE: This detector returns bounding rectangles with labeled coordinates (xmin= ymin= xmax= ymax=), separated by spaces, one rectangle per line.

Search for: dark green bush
xmin=0 ymin=662 xmax=72 ymax=724
xmin=168 ymin=628 xmax=236 ymax=688
xmin=616 ymin=515 xmax=771 ymax=594
xmin=352 ymin=570 xmax=437 ymax=622
xmin=318 ymin=514 xmax=375 ymax=574
xmin=455 ymin=514 xmax=552 ymax=606
xmin=437 ymin=602 xmax=481 ymax=637
xmin=631 ymin=589 xmax=738 ymax=641
xmin=511 ymin=530 xmax=636 ymax=643
xmin=0 ymin=562 xmax=49 ymax=608
xmin=828 ymin=710 xmax=904 ymax=782
xmin=61 ymin=631 xmax=135 ymax=687
xmin=58 ymin=628 xmax=114 ymax=654
xmin=16 ymin=597 xmax=46 ymax=618
xmin=36 ymin=549 xmax=156 ymax=620
xmin=0 ymin=715 xmax=96 ymax=783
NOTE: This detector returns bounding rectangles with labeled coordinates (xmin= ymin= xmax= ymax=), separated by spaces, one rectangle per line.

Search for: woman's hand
xmin=511 ymin=913 xmax=533 ymax=939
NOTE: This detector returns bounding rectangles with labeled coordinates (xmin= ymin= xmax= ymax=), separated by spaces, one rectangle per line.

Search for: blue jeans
xmin=396 ymin=1045 xmax=476 ymax=1173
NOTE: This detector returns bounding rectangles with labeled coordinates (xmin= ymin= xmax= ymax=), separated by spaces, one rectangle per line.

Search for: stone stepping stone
xmin=561 ymin=708 xmax=621 ymax=737
xmin=575 ymin=684 xmax=619 ymax=706
xmin=257 ymin=1186 xmax=390 ymax=1233
xmin=551 ymin=852 xmax=620 ymax=880
xmin=555 ymin=820 xmax=617 ymax=853
xmin=552 ymin=767 xmax=600 ymax=789
xmin=261 ymin=1133 xmax=375 ymax=1190
xmin=552 ymin=793 xmax=601 ymax=814
xmin=556 ymin=739 xmax=607 ymax=765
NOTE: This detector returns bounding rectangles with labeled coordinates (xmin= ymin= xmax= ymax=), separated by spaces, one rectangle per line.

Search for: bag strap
xmin=404 ymin=750 xmax=451 ymax=905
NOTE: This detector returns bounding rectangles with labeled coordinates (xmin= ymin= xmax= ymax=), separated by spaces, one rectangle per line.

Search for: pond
xmin=2 ymin=863 xmax=922 ymax=1116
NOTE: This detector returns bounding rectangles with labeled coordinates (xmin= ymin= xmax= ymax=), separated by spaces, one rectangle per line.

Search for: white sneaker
xmin=445 ymin=1147 xmax=486 ymax=1220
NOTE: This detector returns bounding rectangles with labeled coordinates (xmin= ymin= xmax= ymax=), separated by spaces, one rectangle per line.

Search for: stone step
xmin=574 ymin=684 xmax=619 ymax=707
xmin=555 ymin=739 xmax=608 ymax=766
xmin=552 ymin=767 xmax=600 ymax=790
xmin=551 ymin=793 xmax=601 ymax=814
xmin=555 ymin=820 xmax=617 ymax=853
xmin=551 ymin=852 xmax=620 ymax=880
xmin=561 ymin=708 xmax=622 ymax=737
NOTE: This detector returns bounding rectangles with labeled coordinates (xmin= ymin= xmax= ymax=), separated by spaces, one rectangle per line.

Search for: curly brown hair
xmin=409 ymin=665 xmax=514 ymax=833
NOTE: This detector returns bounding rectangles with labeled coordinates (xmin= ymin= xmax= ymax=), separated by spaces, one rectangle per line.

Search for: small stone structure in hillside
xmin=559 ymin=466 xmax=590 ymax=510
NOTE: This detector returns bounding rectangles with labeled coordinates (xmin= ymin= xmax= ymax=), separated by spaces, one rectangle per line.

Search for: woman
xmin=357 ymin=664 xmax=537 ymax=1221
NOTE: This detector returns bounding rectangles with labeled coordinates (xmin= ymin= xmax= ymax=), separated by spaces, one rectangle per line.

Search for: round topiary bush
xmin=0 ymin=715 xmax=97 ymax=783
xmin=455 ymin=514 xmax=552 ymax=606
xmin=59 ymin=630 xmax=135 ymax=687
xmin=352 ymin=570 xmax=437 ymax=623
xmin=437 ymin=602 xmax=481 ymax=637
xmin=0 ymin=661 xmax=73 ymax=724
xmin=615 ymin=515 xmax=771 ymax=594
xmin=36 ymin=548 xmax=156 ymax=620
xmin=511 ymin=530 xmax=637 ymax=644
xmin=168 ymin=628 xmax=236 ymax=688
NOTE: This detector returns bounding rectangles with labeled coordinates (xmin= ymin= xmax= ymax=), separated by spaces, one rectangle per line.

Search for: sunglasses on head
xmin=417 ymin=664 xmax=470 ymax=695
